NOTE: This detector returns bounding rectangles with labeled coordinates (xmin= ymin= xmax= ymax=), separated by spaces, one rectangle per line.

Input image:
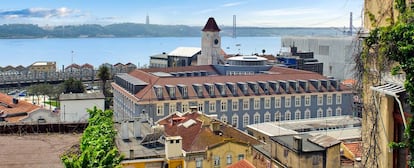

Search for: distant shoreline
xmin=0 ymin=23 xmax=353 ymax=39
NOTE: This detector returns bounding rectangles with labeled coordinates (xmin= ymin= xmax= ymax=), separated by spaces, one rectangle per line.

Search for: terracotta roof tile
xmin=158 ymin=112 xmax=261 ymax=152
xmin=0 ymin=93 xmax=40 ymax=123
xmin=344 ymin=141 xmax=362 ymax=158
xmin=227 ymin=159 xmax=256 ymax=168
xmin=125 ymin=65 xmax=350 ymax=102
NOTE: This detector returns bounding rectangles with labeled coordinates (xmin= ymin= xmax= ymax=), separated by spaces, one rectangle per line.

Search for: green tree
xmin=97 ymin=65 xmax=111 ymax=96
xmin=63 ymin=77 xmax=85 ymax=94
xmin=61 ymin=107 xmax=123 ymax=167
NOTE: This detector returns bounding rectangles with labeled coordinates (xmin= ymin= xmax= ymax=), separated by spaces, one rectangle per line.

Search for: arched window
xmin=243 ymin=113 xmax=249 ymax=127
xmin=305 ymin=109 xmax=311 ymax=119
xmin=264 ymin=111 xmax=271 ymax=122
xmin=232 ymin=115 xmax=238 ymax=128
xmin=326 ymin=107 xmax=332 ymax=117
xmin=254 ymin=112 xmax=260 ymax=124
xmin=221 ymin=115 xmax=228 ymax=123
xmin=295 ymin=110 xmax=301 ymax=120
xmin=317 ymin=108 xmax=323 ymax=118
xmin=336 ymin=107 xmax=342 ymax=116
xmin=275 ymin=111 xmax=281 ymax=121
xmin=285 ymin=110 xmax=291 ymax=121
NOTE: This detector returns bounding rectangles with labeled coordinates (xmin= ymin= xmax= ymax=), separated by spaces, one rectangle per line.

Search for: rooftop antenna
xmin=232 ymin=15 xmax=236 ymax=38
xmin=349 ymin=12 xmax=353 ymax=36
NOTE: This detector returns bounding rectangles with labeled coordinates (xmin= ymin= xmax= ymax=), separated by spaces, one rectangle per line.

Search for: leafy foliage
xmin=363 ymin=0 xmax=414 ymax=166
xmin=63 ymin=77 xmax=85 ymax=94
xmin=61 ymin=107 xmax=123 ymax=168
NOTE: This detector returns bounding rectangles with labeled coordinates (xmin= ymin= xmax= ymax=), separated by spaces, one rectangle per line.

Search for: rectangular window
xmin=214 ymin=156 xmax=220 ymax=166
xmin=198 ymin=102 xmax=203 ymax=112
xmin=295 ymin=96 xmax=301 ymax=107
xmin=284 ymin=149 xmax=289 ymax=158
xmin=182 ymin=87 xmax=188 ymax=98
xmin=232 ymin=100 xmax=239 ymax=111
xmin=196 ymin=158 xmax=203 ymax=168
xmin=275 ymin=97 xmax=281 ymax=108
xmin=285 ymin=97 xmax=291 ymax=108
xmin=264 ymin=98 xmax=271 ymax=109
xmin=209 ymin=101 xmax=216 ymax=112
xmin=156 ymin=104 xmax=164 ymax=116
xmin=327 ymin=94 xmax=332 ymax=105
xmin=318 ymin=95 xmax=323 ymax=105
xmin=319 ymin=45 xmax=329 ymax=56
xmin=221 ymin=100 xmax=227 ymax=112
xmin=243 ymin=99 xmax=249 ymax=110
xmin=169 ymin=103 xmax=176 ymax=114
xmin=336 ymin=94 xmax=342 ymax=104
xmin=254 ymin=98 xmax=260 ymax=110
xmin=305 ymin=96 xmax=311 ymax=106
xmin=238 ymin=154 xmax=244 ymax=161
xmin=226 ymin=155 xmax=232 ymax=165
xmin=182 ymin=103 xmax=188 ymax=112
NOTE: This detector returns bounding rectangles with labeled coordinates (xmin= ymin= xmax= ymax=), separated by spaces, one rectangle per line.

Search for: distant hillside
xmin=0 ymin=23 xmax=348 ymax=39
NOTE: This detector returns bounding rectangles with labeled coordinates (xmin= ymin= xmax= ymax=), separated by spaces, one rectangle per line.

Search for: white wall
xmin=60 ymin=98 xmax=105 ymax=122
xmin=282 ymin=36 xmax=359 ymax=80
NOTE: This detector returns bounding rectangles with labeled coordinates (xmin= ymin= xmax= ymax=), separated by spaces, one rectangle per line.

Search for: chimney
xmin=210 ymin=120 xmax=221 ymax=134
xmin=293 ymin=135 xmax=303 ymax=152
xmin=165 ymin=136 xmax=183 ymax=159
xmin=121 ymin=121 xmax=129 ymax=141
xmin=129 ymin=149 xmax=134 ymax=159
xmin=12 ymin=98 xmax=18 ymax=104
xmin=133 ymin=119 xmax=142 ymax=139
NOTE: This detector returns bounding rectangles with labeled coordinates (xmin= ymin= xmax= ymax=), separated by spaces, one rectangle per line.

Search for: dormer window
xmin=226 ymin=82 xmax=237 ymax=96
xmin=215 ymin=83 xmax=226 ymax=97
xmin=178 ymin=84 xmax=188 ymax=99
xmin=166 ymin=85 xmax=176 ymax=99
xmin=238 ymin=82 xmax=248 ymax=96
xmin=193 ymin=84 xmax=203 ymax=98
xmin=154 ymin=85 xmax=163 ymax=99
xmin=204 ymin=83 xmax=215 ymax=97
xmin=248 ymin=82 xmax=259 ymax=95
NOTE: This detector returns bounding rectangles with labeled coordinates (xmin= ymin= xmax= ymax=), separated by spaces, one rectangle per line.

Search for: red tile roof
xmin=157 ymin=112 xmax=261 ymax=152
xmin=126 ymin=65 xmax=349 ymax=102
xmin=0 ymin=93 xmax=40 ymax=123
xmin=81 ymin=63 xmax=94 ymax=69
xmin=227 ymin=159 xmax=256 ymax=168
xmin=344 ymin=141 xmax=362 ymax=158
xmin=202 ymin=17 xmax=220 ymax=32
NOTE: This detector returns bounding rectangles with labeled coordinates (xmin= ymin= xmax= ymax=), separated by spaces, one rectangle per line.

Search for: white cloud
xmin=221 ymin=2 xmax=245 ymax=7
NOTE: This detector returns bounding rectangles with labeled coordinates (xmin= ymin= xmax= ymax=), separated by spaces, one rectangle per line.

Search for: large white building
xmin=282 ymin=36 xmax=359 ymax=80
xmin=59 ymin=92 xmax=105 ymax=122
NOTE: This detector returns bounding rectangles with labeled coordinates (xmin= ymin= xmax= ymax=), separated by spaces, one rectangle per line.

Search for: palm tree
xmin=97 ymin=65 xmax=111 ymax=96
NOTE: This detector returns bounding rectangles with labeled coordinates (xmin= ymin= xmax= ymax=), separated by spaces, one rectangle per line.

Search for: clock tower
xmin=199 ymin=17 xmax=222 ymax=65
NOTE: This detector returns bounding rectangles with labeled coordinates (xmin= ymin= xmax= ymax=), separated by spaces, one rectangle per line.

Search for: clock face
xmin=214 ymin=39 xmax=219 ymax=45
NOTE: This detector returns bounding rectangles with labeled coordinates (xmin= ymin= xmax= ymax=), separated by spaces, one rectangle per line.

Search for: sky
xmin=0 ymin=0 xmax=364 ymax=27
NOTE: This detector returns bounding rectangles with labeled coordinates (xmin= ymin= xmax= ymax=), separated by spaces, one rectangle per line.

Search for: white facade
xmin=59 ymin=93 xmax=105 ymax=123
xmin=282 ymin=36 xmax=359 ymax=80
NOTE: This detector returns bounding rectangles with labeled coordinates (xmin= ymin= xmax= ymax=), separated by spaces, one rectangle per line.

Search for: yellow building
xmin=361 ymin=0 xmax=410 ymax=167
xmin=252 ymin=134 xmax=341 ymax=168
xmin=29 ymin=61 xmax=56 ymax=72
xmin=157 ymin=111 xmax=262 ymax=168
